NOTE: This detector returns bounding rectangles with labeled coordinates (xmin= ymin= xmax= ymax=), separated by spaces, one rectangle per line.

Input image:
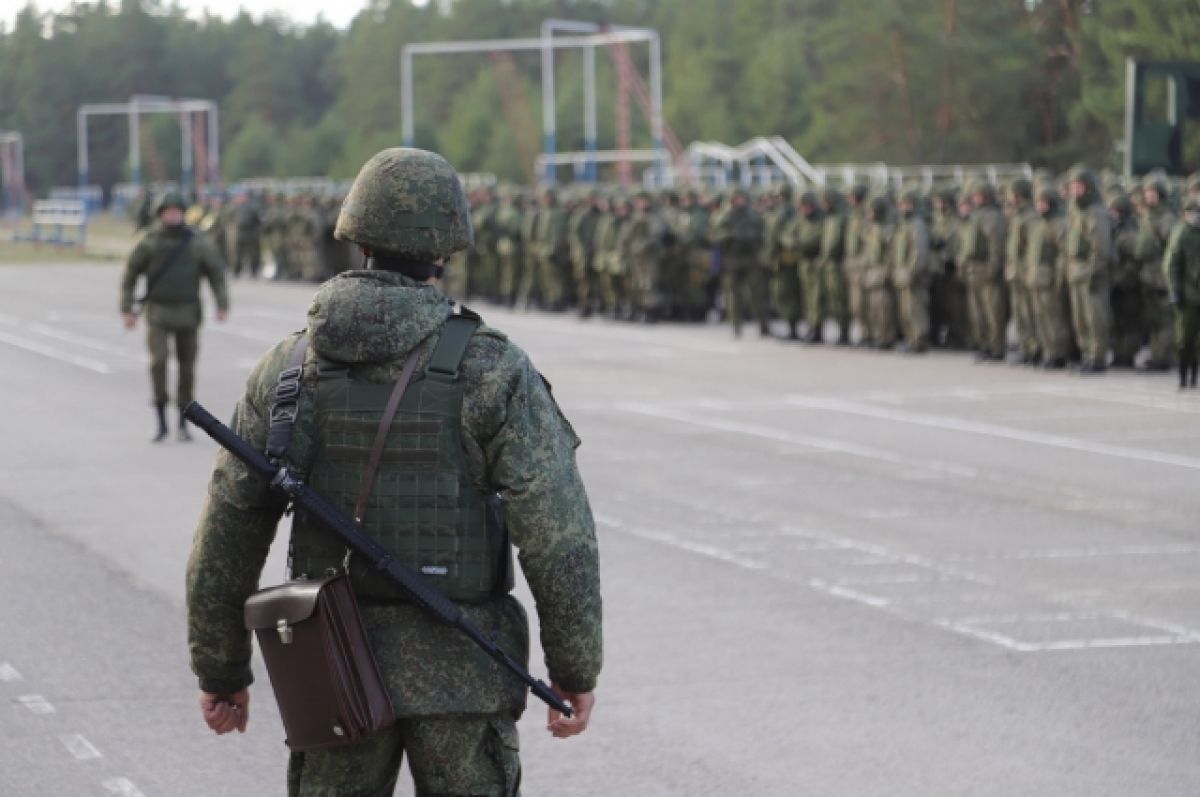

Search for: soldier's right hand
xmin=199 ymin=689 xmax=249 ymax=735
xmin=122 ymin=312 xmax=137 ymax=330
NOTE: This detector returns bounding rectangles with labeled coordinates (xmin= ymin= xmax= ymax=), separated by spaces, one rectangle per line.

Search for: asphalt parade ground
xmin=1 ymin=262 xmax=1199 ymax=796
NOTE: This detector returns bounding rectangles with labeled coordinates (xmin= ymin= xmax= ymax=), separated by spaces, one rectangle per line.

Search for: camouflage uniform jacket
xmin=186 ymin=270 xmax=603 ymax=715
xmin=120 ymin=222 xmax=229 ymax=330
xmin=1137 ymin=205 xmax=1178 ymax=290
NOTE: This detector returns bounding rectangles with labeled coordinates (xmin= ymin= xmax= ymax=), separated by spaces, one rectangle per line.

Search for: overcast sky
xmin=0 ymin=0 xmax=431 ymax=31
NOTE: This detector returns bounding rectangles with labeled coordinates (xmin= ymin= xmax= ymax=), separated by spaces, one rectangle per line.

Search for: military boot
xmin=1191 ymin=361 xmax=1199 ymax=389
xmin=152 ymin=404 xmax=168 ymax=443
xmin=178 ymin=411 xmax=192 ymax=442
xmin=1180 ymin=363 xmax=1189 ymax=390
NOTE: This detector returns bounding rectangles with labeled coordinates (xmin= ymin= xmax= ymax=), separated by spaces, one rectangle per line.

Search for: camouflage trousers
xmin=1110 ymin=285 xmax=1144 ymax=366
xmin=965 ymin=264 xmax=1008 ymax=358
xmin=1032 ymin=283 xmax=1074 ymax=363
xmin=287 ymin=714 xmax=521 ymax=797
xmin=234 ymin=237 xmax=262 ymax=277
xmin=770 ymin=261 xmax=802 ymax=324
xmin=895 ymin=281 xmax=930 ymax=350
xmin=1010 ymin=280 xmax=1040 ymax=360
xmin=865 ymin=282 xmax=898 ymax=348
xmin=1069 ymin=275 xmax=1111 ymax=366
xmin=146 ymin=324 xmax=198 ymax=408
xmin=1175 ymin=305 xmax=1200 ymax=368
xmin=1144 ymin=287 xmax=1175 ymax=366
xmin=721 ymin=256 xmax=767 ymax=334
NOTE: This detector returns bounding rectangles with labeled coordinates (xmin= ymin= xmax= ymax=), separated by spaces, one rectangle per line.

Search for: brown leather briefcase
xmin=244 ymin=574 xmax=395 ymax=752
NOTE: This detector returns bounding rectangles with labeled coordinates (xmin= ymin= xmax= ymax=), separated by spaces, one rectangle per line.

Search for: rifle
xmin=183 ymin=400 xmax=573 ymax=718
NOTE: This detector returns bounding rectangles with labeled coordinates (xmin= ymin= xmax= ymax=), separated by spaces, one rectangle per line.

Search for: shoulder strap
xmin=424 ymin=308 xmax=481 ymax=382
xmin=265 ymin=334 xmax=310 ymax=462
xmin=137 ymin=228 xmax=194 ymax=304
xmin=352 ymin=346 xmax=424 ymax=524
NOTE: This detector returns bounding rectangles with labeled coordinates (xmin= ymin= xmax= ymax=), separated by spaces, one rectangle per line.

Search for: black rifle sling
xmin=265 ymin=334 xmax=310 ymax=462
xmin=137 ymin=229 xmax=194 ymax=305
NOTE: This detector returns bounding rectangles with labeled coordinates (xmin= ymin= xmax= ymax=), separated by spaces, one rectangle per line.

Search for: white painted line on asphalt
xmin=620 ymin=403 xmax=978 ymax=478
xmin=59 ymin=734 xmax=102 ymax=761
xmin=0 ymin=330 xmax=112 ymax=374
xmin=946 ymin=544 xmax=1200 ymax=562
xmin=811 ymin=581 xmax=891 ymax=608
xmin=0 ymin=662 xmax=22 ymax=682
xmin=784 ymin=394 xmax=1200 ymax=472
xmin=103 ymin=777 xmax=147 ymax=797
xmin=17 ymin=694 xmax=55 ymax=714
xmin=210 ymin=326 xmax=283 ymax=343
xmin=595 ymin=515 xmax=766 ymax=570
xmin=1034 ymin=384 xmax=1200 ymax=415
xmin=28 ymin=323 xmax=144 ymax=362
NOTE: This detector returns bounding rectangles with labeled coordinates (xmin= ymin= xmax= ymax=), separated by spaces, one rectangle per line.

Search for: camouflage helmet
xmin=1008 ymin=178 xmax=1033 ymax=202
xmin=155 ymin=191 xmax=186 ymax=215
xmin=334 ymin=148 xmax=473 ymax=260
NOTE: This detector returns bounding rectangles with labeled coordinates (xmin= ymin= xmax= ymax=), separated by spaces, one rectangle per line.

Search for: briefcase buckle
xmin=277 ymin=619 xmax=293 ymax=645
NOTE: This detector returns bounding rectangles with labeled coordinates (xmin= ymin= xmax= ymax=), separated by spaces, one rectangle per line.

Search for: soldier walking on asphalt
xmin=119 ymin=192 xmax=229 ymax=441
xmin=1166 ymin=197 xmax=1200 ymax=389
xmin=185 ymin=148 xmax=602 ymax=796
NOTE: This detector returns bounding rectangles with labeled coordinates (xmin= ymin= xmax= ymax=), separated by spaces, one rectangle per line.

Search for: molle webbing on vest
xmin=266 ymin=334 xmax=310 ymax=462
xmin=290 ymin=313 xmax=510 ymax=603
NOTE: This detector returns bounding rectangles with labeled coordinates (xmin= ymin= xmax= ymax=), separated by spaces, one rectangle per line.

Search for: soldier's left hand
xmin=199 ymin=688 xmax=249 ymax=735
xmin=216 ymin=309 xmax=228 ymax=323
xmin=122 ymin=312 xmax=137 ymax=330
xmin=547 ymin=684 xmax=594 ymax=739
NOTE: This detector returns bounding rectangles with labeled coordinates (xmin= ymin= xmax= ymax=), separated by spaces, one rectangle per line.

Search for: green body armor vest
xmin=289 ymin=314 xmax=512 ymax=603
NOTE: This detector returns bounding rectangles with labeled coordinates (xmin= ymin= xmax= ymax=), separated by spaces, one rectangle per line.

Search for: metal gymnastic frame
xmin=401 ymin=27 xmax=664 ymax=184
xmin=76 ymin=95 xmax=219 ymax=191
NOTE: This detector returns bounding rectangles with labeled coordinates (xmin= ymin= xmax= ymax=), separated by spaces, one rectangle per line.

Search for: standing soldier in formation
xmin=263 ymin=193 xmax=291 ymax=279
xmin=711 ymin=188 xmax=768 ymax=338
xmin=764 ymin=186 xmax=801 ymax=339
xmin=1108 ymin=194 xmax=1143 ymax=367
xmin=569 ymin=190 xmax=602 ymax=318
xmin=891 ymin=190 xmax=931 ymax=353
xmin=230 ymin=192 xmax=263 ymax=279
xmin=471 ymin=188 xmax=500 ymax=301
xmin=534 ymin=187 xmax=571 ymax=311
xmin=929 ymin=189 xmax=963 ymax=348
xmin=791 ymin=192 xmax=827 ymax=343
xmin=843 ymin=185 xmax=870 ymax=346
xmin=1137 ymin=179 xmax=1178 ymax=370
xmin=675 ymin=190 xmax=712 ymax=322
xmin=626 ymin=191 xmax=667 ymax=323
xmin=862 ymin=196 xmax=898 ymax=349
xmin=1167 ymin=197 xmax=1200 ymax=388
xmin=119 ymin=192 xmax=229 ymax=441
xmin=518 ymin=192 xmax=542 ymax=308
xmin=818 ymin=187 xmax=851 ymax=345
xmin=185 ymin=148 xmax=601 ymax=795
xmin=495 ymin=189 xmax=526 ymax=307
xmin=1026 ymin=186 xmax=1073 ymax=369
xmin=1066 ymin=168 xmax=1113 ymax=374
xmin=961 ymin=182 xmax=1008 ymax=362
xmin=597 ymin=194 xmax=633 ymax=319
xmin=1006 ymin=179 xmax=1040 ymax=364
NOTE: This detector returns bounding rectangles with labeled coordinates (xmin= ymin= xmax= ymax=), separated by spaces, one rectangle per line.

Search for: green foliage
xmin=0 ymin=0 xmax=1193 ymax=195
xmin=223 ymin=115 xmax=277 ymax=179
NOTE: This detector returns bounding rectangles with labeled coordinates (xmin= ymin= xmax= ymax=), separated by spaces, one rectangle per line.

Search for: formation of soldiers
xmin=128 ymin=165 xmax=1200 ymax=389
xmin=455 ymin=168 xmax=1200 ymax=388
